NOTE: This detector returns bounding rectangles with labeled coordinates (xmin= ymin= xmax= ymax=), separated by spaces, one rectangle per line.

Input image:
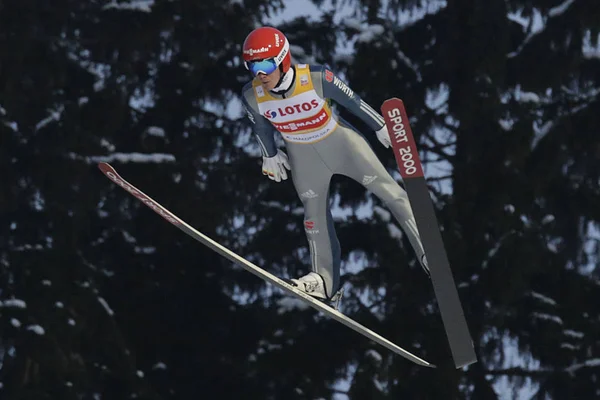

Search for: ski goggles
xmin=245 ymin=58 xmax=278 ymax=76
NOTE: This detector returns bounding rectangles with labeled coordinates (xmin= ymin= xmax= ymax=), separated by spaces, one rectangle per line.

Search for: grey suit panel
xmin=286 ymin=124 xmax=425 ymax=295
xmin=241 ymin=65 xmax=424 ymax=296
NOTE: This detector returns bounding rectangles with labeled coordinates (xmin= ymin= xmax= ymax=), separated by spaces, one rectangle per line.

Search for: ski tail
xmin=381 ymin=98 xmax=477 ymax=369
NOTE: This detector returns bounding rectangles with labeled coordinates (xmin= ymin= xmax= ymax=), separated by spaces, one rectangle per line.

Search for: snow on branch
xmin=486 ymin=359 xmax=600 ymax=377
xmin=395 ymin=48 xmax=422 ymax=81
xmin=531 ymin=85 xmax=600 ymax=149
xmin=582 ymin=30 xmax=600 ymax=59
xmin=103 ymin=0 xmax=154 ymax=12
xmin=484 ymin=367 xmax=553 ymax=377
xmin=563 ymin=329 xmax=584 ymax=339
xmin=386 ymin=0 xmax=448 ymax=28
xmin=98 ymin=296 xmax=115 ymax=316
xmin=69 ymin=152 xmax=176 ymax=164
xmin=507 ymin=0 xmax=576 ymax=58
xmin=356 ymin=24 xmax=385 ymax=43
xmin=26 ymin=325 xmax=46 ymax=335
xmin=481 ymin=231 xmax=516 ymax=268
xmin=565 ymin=358 xmax=600 ymax=375
xmin=276 ymin=297 xmax=310 ymax=314
xmin=548 ymin=0 xmax=576 ymax=17
xmin=531 ymin=312 xmax=563 ymax=325
xmin=500 ymin=84 xmax=599 ymax=150
xmin=529 ymin=291 xmax=557 ymax=306
xmin=0 ymin=299 xmax=27 ymax=308
xmin=35 ymin=105 xmax=65 ymax=132
xmin=342 ymin=19 xmax=422 ymax=80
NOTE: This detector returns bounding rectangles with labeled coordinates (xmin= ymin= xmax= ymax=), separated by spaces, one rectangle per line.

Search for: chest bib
xmin=253 ymin=64 xmax=338 ymax=144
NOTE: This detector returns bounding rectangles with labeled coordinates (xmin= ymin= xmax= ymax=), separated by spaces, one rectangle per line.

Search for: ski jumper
xmin=241 ymin=64 xmax=425 ymax=297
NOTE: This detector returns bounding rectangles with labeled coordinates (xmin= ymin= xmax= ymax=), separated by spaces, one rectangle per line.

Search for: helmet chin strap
xmin=271 ymin=65 xmax=295 ymax=94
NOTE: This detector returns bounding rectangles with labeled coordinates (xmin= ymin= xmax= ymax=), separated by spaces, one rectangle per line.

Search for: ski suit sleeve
xmin=310 ymin=65 xmax=385 ymax=132
xmin=241 ymin=83 xmax=278 ymax=158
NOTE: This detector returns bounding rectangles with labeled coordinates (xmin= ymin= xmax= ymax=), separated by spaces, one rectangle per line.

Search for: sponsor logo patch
xmin=300 ymin=189 xmax=318 ymax=199
xmin=265 ymin=100 xmax=320 ymax=119
xmin=300 ymin=74 xmax=309 ymax=86
xmin=264 ymin=110 xmax=277 ymax=119
xmin=362 ymin=175 xmax=378 ymax=185
xmin=324 ymin=69 xmax=334 ymax=82
xmin=333 ymin=76 xmax=354 ymax=98
xmin=272 ymin=108 xmax=329 ymax=133
xmin=304 ymin=220 xmax=319 ymax=234
xmin=244 ymin=46 xmax=270 ymax=56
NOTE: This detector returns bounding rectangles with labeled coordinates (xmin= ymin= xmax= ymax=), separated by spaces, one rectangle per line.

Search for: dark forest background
xmin=1 ymin=0 xmax=599 ymax=399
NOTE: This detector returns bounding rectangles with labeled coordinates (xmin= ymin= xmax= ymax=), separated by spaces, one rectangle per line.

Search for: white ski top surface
xmin=98 ymin=162 xmax=435 ymax=368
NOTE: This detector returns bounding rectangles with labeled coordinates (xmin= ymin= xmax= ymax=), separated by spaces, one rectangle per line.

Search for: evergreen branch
xmin=482 ymin=367 xmax=554 ymax=377
xmin=426 ymin=175 xmax=453 ymax=182
xmin=419 ymin=143 xmax=455 ymax=162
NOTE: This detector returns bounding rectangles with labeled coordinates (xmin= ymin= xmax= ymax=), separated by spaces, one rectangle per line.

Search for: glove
xmin=376 ymin=125 xmax=392 ymax=148
xmin=262 ymin=150 xmax=291 ymax=182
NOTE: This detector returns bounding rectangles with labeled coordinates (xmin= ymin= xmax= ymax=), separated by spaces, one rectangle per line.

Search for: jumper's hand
xmin=376 ymin=125 xmax=392 ymax=148
xmin=262 ymin=150 xmax=291 ymax=182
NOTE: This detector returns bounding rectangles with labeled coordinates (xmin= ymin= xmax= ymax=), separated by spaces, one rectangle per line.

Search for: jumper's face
xmin=258 ymin=67 xmax=281 ymax=91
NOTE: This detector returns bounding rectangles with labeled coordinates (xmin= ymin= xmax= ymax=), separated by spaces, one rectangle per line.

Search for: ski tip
xmin=97 ymin=162 xmax=114 ymax=174
xmin=412 ymin=357 xmax=436 ymax=368
xmin=382 ymin=97 xmax=403 ymax=106
xmin=406 ymin=355 xmax=436 ymax=368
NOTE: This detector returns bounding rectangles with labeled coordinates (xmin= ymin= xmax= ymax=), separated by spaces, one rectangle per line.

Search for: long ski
xmin=98 ymin=162 xmax=435 ymax=368
xmin=381 ymin=98 xmax=477 ymax=368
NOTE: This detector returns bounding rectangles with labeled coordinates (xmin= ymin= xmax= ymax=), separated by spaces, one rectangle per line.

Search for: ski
xmin=98 ymin=162 xmax=435 ymax=368
xmin=381 ymin=98 xmax=477 ymax=368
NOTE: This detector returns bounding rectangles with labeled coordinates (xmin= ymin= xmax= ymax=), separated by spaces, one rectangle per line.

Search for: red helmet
xmin=242 ymin=26 xmax=291 ymax=74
